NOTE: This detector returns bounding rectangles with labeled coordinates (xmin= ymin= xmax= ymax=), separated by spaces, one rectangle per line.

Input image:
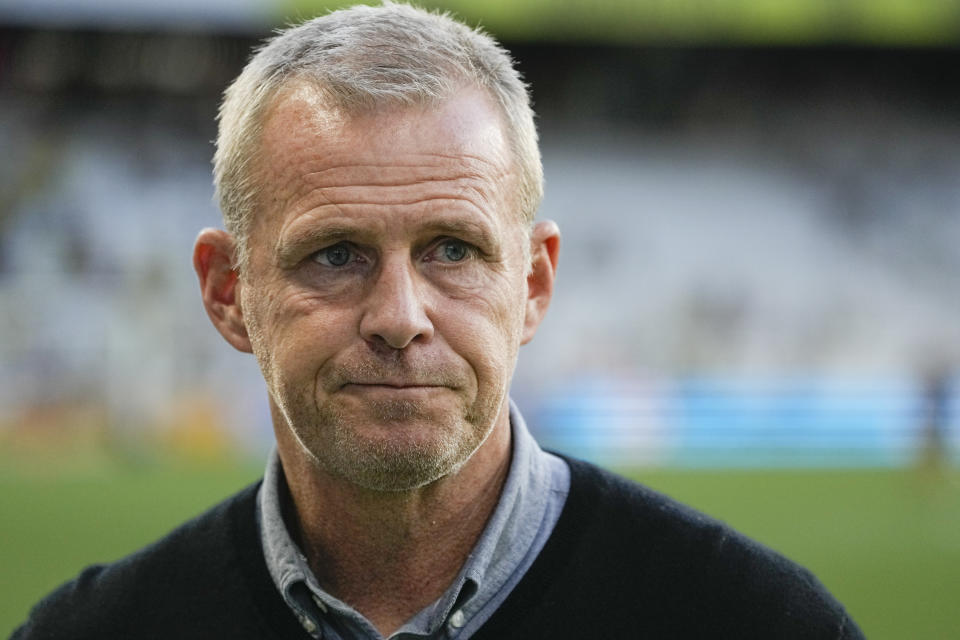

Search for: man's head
xmin=214 ymin=1 xmax=543 ymax=269
xmin=195 ymin=3 xmax=558 ymax=493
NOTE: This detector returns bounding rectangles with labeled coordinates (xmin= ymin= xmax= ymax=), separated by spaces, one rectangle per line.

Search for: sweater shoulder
xmin=567 ymin=458 xmax=863 ymax=637
xmin=477 ymin=457 xmax=863 ymax=640
xmin=11 ymin=482 xmax=288 ymax=640
xmin=566 ymin=456 xmax=750 ymax=548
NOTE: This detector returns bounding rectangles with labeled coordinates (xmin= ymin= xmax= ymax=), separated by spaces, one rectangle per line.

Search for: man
xmin=14 ymin=4 xmax=864 ymax=639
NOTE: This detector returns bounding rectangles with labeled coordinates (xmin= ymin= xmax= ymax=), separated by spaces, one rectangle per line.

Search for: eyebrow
xmin=418 ymin=218 xmax=499 ymax=251
xmin=274 ymin=222 xmax=368 ymax=267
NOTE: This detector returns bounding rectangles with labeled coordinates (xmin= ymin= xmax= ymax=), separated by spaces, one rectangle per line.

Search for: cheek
xmin=485 ymin=271 xmax=529 ymax=340
xmin=243 ymin=281 xmax=353 ymax=379
xmin=438 ymin=277 xmax=527 ymax=376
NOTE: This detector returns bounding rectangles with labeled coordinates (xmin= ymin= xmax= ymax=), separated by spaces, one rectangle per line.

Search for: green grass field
xmin=2 ymin=454 xmax=958 ymax=638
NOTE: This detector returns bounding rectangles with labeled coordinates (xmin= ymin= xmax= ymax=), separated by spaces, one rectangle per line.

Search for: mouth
xmin=341 ymin=381 xmax=448 ymax=391
xmin=345 ymin=381 xmax=445 ymax=388
xmin=338 ymin=383 xmax=451 ymax=404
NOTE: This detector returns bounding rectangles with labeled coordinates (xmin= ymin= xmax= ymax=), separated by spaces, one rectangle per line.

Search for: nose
xmin=359 ymin=256 xmax=434 ymax=350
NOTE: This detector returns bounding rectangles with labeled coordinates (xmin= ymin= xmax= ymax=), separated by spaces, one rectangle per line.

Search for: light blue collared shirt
xmin=257 ymin=400 xmax=570 ymax=639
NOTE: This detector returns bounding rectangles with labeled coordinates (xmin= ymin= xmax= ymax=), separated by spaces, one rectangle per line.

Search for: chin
xmin=298 ymin=402 xmax=491 ymax=492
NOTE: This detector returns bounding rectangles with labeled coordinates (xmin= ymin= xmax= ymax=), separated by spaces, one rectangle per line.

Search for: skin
xmin=194 ymin=82 xmax=559 ymax=635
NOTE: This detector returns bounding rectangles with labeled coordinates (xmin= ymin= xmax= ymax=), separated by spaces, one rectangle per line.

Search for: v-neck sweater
xmin=13 ymin=457 xmax=864 ymax=639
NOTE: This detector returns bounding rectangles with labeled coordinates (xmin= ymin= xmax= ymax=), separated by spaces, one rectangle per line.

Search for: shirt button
xmin=299 ymin=614 xmax=318 ymax=634
xmin=312 ymin=593 xmax=328 ymax=613
xmin=449 ymin=609 xmax=466 ymax=629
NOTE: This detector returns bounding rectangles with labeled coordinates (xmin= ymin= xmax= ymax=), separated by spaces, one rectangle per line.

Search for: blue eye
xmin=313 ymin=243 xmax=353 ymax=267
xmin=426 ymin=239 xmax=474 ymax=264
xmin=442 ymin=241 xmax=468 ymax=262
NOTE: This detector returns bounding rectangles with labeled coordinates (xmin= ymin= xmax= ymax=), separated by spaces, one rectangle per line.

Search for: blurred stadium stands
xmin=1 ymin=1 xmax=959 ymax=468
xmin=530 ymin=374 xmax=954 ymax=467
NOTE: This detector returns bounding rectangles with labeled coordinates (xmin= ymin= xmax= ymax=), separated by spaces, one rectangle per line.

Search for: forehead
xmin=253 ymin=82 xmax=515 ymax=225
xmin=260 ymin=78 xmax=511 ymax=147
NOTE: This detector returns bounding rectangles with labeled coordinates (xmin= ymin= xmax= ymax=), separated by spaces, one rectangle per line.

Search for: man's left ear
xmin=521 ymin=220 xmax=560 ymax=345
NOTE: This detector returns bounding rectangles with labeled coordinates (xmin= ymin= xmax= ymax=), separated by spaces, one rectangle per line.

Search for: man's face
xmin=240 ymin=83 xmax=531 ymax=491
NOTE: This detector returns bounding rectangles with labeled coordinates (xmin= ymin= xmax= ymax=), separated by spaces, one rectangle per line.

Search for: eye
xmin=442 ymin=241 xmax=468 ymax=262
xmin=426 ymin=238 xmax=474 ymax=264
xmin=312 ymin=242 xmax=355 ymax=267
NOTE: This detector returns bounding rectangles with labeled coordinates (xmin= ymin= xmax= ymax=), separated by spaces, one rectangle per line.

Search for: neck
xmin=274 ymin=404 xmax=512 ymax=636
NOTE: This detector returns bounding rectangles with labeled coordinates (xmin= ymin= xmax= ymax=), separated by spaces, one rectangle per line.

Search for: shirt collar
xmin=257 ymin=399 xmax=560 ymax=639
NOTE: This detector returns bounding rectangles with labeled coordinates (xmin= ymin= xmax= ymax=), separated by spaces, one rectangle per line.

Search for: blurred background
xmin=1 ymin=1 xmax=958 ymax=637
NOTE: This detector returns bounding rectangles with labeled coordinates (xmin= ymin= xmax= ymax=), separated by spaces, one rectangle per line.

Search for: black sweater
xmin=13 ymin=458 xmax=864 ymax=639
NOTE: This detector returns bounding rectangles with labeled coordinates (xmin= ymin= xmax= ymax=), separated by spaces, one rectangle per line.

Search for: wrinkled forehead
xmin=250 ymin=80 xmax=520 ymax=227
xmin=258 ymin=80 xmax=512 ymax=170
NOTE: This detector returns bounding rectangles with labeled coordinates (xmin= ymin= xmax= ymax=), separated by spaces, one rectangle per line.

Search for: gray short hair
xmin=214 ymin=1 xmax=543 ymax=269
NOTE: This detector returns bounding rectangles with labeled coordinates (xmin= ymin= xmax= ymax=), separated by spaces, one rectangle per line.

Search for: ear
xmin=193 ymin=228 xmax=253 ymax=353
xmin=521 ymin=220 xmax=560 ymax=345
